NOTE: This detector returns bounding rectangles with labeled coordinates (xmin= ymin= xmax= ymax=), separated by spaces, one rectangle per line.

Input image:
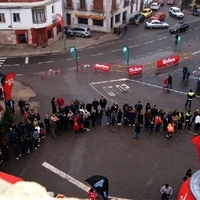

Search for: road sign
xmin=122 ymin=45 xmax=129 ymax=66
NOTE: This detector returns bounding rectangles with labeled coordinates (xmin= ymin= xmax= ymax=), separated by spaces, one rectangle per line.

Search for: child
xmin=149 ymin=121 xmax=154 ymax=134
xmin=162 ymin=77 xmax=168 ymax=90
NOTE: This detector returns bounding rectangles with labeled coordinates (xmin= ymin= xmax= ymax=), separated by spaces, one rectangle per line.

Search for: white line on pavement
xmin=192 ymin=51 xmax=200 ymax=55
xmin=144 ymin=41 xmax=154 ymax=44
xmin=42 ymin=162 xmax=132 ymax=200
xmin=0 ymin=57 xmax=7 ymax=59
xmin=3 ymin=64 xmax=20 ymax=66
xmin=25 ymin=57 xmax=29 ymax=64
xmin=110 ymin=49 xmax=120 ymax=53
xmin=91 ymin=78 xmax=200 ymax=98
xmin=159 ymin=37 xmax=168 ymax=40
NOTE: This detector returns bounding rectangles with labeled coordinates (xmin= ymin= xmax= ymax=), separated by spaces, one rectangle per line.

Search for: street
xmin=1 ymin=5 xmax=200 ymax=200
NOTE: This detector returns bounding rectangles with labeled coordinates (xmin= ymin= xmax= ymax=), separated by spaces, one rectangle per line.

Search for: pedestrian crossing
xmin=0 ymin=57 xmax=7 ymax=67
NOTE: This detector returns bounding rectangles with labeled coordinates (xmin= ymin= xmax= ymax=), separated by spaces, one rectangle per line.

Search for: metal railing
xmin=76 ymin=3 xmax=87 ymax=11
xmin=90 ymin=4 xmax=105 ymax=12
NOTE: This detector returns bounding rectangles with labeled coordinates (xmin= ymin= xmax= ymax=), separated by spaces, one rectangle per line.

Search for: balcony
xmin=76 ymin=3 xmax=87 ymax=11
xmin=64 ymin=1 xmax=74 ymax=10
xmin=111 ymin=3 xmax=119 ymax=11
xmin=123 ymin=0 xmax=130 ymax=7
xmin=90 ymin=4 xmax=105 ymax=12
xmin=130 ymin=0 xmax=135 ymax=5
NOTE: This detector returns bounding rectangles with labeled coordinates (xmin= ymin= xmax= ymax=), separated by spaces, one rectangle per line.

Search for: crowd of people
xmin=0 ymin=93 xmax=199 ymax=163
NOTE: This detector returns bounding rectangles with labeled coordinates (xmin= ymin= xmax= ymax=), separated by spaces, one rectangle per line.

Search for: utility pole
xmin=63 ymin=0 xmax=67 ymax=50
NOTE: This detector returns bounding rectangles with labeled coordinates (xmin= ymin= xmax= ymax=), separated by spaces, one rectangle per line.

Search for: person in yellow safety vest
xmin=185 ymin=89 xmax=195 ymax=109
xmin=167 ymin=122 xmax=175 ymax=138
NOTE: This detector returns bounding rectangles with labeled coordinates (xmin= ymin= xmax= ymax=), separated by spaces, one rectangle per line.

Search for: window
xmin=52 ymin=5 xmax=55 ymax=13
xmin=115 ymin=13 xmax=120 ymax=23
xmin=32 ymin=9 xmax=46 ymax=24
xmin=18 ymin=34 xmax=27 ymax=43
xmin=0 ymin=13 xmax=6 ymax=22
xmin=93 ymin=19 xmax=103 ymax=26
xmin=78 ymin=18 xmax=88 ymax=24
xmin=13 ymin=13 xmax=20 ymax=22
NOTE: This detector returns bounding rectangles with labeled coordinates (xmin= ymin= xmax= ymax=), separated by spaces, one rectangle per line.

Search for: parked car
xmin=150 ymin=12 xmax=166 ymax=21
xmin=169 ymin=7 xmax=184 ymax=18
xmin=140 ymin=8 xmax=153 ymax=18
xmin=169 ymin=22 xmax=189 ymax=33
xmin=71 ymin=27 xmax=91 ymax=37
xmin=145 ymin=20 xmax=169 ymax=29
xmin=193 ymin=8 xmax=200 ymax=16
xmin=157 ymin=0 xmax=164 ymax=6
xmin=167 ymin=0 xmax=175 ymax=5
xmin=130 ymin=14 xmax=145 ymax=24
xmin=150 ymin=2 xmax=160 ymax=10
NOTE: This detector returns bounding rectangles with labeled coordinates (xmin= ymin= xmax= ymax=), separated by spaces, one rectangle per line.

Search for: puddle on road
xmin=126 ymin=50 xmax=174 ymax=65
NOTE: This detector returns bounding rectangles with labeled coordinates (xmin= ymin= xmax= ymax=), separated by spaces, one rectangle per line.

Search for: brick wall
xmin=0 ymin=30 xmax=16 ymax=44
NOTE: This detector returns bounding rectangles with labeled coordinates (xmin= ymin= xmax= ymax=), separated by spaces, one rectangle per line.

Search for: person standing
xmin=51 ymin=97 xmax=57 ymax=114
xmin=92 ymin=98 xmax=99 ymax=111
xmin=32 ymin=128 xmax=40 ymax=150
xmin=185 ymin=111 xmax=192 ymax=130
xmin=194 ymin=114 xmax=200 ymax=131
xmin=160 ymin=184 xmax=173 ymax=200
xmin=7 ymin=99 xmax=15 ymax=114
xmin=99 ymin=96 xmax=107 ymax=115
xmin=185 ymin=89 xmax=195 ymax=108
xmin=18 ymin=98 xmax=25 ymax=114
xmin=167 ymin=75 xmax=172 ymax=89
xmin=133 ymin=123 xmax=142 ymax=140
xmin=44 ymin=114 xmax=51 ymax=133
xmin=167 ymin=122 xmax=175 ymax=138
xmin=57 ymin=95 xmax=64 ymax=109
xmin=190 ymin=109 xmax=199 ymax=126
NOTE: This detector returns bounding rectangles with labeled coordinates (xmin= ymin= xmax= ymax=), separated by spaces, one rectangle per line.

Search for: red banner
xmin=94 ymin=64 xmax=111 ymax=72
xmin=56 ymin=14 xmax=64 ymax=27
xmin=176 ymin=178 xmax=194 ymax=200
xmin=127 ymin=65 xmax=143 ymax=76
xmin=3 ymin=72 xmax=16 ymax=101
xmin=157 ymin=55 xmax=179 ymax=68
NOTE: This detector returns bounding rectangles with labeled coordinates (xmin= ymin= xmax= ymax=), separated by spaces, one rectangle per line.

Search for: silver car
xmin=145 ymin=20 xmax=169 ymax=29
xmin=72 ymin=27 xmax=91 ymax=37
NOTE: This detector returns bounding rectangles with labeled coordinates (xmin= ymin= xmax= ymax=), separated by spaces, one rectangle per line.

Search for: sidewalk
xmin=0 ymin=32 xmax=119 ymax=57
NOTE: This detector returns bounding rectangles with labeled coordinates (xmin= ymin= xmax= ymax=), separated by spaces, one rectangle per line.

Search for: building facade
xmin=64 ymin=0 xmax=145 ymax=33
xmin=0 ymin=0 xmax=63 ymax=47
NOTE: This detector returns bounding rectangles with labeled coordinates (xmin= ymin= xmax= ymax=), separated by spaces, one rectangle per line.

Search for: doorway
xmin=66 ymin=14 xmax=71 ymax=26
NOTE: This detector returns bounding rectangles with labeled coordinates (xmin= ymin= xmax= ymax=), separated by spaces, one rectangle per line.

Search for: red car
xmin=167 ymin=0 xmax=175 ymax=5
xmin=157 ymin=0 xmax=164 ymax=6
xmin=150 ymin=11 xmax=166 ymax=21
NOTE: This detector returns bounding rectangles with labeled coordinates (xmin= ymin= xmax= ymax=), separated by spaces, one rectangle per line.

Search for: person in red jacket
xmin=88 ymin=188 xmax=97 ymax=200
xmin=57 ymin=96 xmax=64 ymax=108
xmin=73 ymin=121 xmax=80 ymax=136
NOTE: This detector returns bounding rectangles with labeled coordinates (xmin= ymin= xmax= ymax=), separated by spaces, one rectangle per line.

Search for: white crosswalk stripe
xmin=0 ymin=57 xmax=7 ymax=67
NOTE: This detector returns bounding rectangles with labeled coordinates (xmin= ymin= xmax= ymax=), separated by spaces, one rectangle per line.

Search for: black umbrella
xmin=85 ymin=175 xmax=109 ymax=200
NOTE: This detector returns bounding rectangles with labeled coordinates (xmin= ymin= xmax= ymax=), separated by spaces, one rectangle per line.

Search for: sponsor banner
xmin=3 ymin=72 xmax=16 ymax=101
xmin=127 ymin=65 xmax=143 ymax=76
xmin=94 ymin=64 xmax=111 ymax=72
xmin=157 ymin=55 xmax=179 ymax=68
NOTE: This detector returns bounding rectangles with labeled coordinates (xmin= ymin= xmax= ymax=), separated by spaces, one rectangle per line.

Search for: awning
xmin=90 ymin=15 xmax=106 ymax=20
xmin=75 ymin=13 xmax=90 ymax=19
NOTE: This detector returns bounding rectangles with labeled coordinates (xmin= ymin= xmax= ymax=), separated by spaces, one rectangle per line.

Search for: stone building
xmin=63 ymin=0 xmax=146 ymax=33
xmin=0 ymin=0 xmax=63 ymax=47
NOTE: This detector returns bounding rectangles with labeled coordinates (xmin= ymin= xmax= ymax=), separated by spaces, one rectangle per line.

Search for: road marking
xmin=91 ymin=78 xmax=200 ymax=98
xmin=25 ymin=57 xmax=29 ymax=64
xmin=192 ymin=51 xmax=200 ymax=55
xmin=144 ymin=41 xmax=154 ymax=44
xmin=158 ymin=37 xmax=168 ymax=40
xmin=91 ymin=53 xmax=103 ymax=57
xmin=38 ymin=61 xmax=54 ymax=64
xmin=42 ymin=162 xmax=132 ymax=200
xmin=3 ymin=64 xmax=19 ymax=66
xmin=110 ymin=49 xmax=120 ymax=53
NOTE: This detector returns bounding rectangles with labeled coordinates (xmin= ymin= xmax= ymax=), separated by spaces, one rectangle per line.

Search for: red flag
xmin=3 ymin=72 xmax=16 ymax=101
xmin=56 ymin=14 xmax=64 ymax=28
xmin=0 ymin=171 xmax=24 ymax=184
xmin=191 ymin=135 xmax=200 ymax=163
